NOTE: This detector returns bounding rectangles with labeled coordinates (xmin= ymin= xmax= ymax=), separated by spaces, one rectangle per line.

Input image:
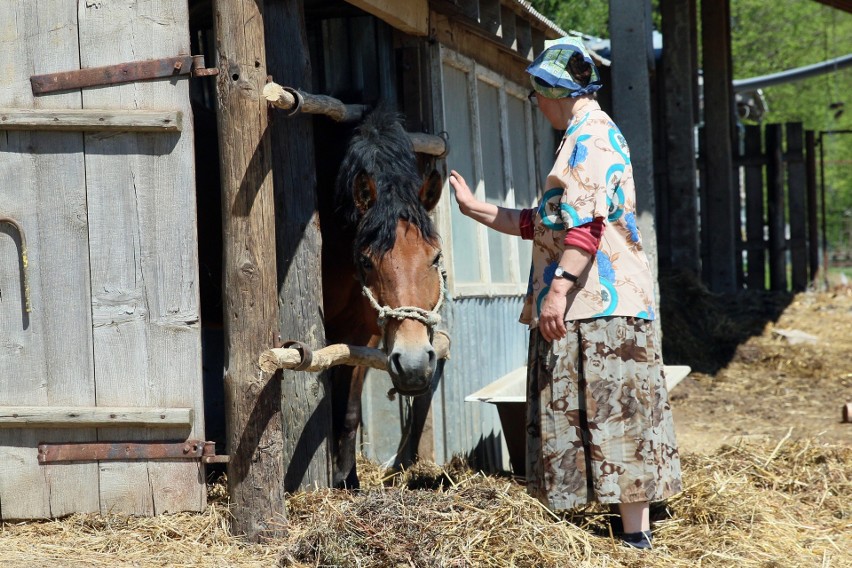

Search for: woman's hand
xmin=448 ymin=170 xmax=476 ymax=215
xmin=538 ymin=286 xmax=569 ymax=342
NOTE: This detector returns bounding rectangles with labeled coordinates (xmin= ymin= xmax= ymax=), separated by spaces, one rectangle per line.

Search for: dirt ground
xmin=664 ymin=283 xmax=852 ymax=454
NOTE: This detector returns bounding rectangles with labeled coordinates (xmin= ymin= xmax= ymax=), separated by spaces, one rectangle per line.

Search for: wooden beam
xmin=262 ymin=83 xmax=448 ymax=156
xmin=264 ymin=0 xmax=334 ymax=494
xmin=479 ymin=0 xmax=501 ymax=35
xmin=700 ymin=0 xmax=738 ymax=292
xmin=610 ymin=0 xmax=660 ymax=303
xmin=0 ymin=109 xmax=182 ymax=132
xmin=805 ymin=130 xmax=819 ymax=282
xmin=344 ymin=0 xmax=428 ymax=36
xmin=0 ymin=406 xmax=192 ymax=428
xmin=213 ymin=0 xmax=284 ymax=541
xmin=259 ymin=332 xmax=451 ymax=374
xmin=660 ymin=0 xmax=700 ymax=275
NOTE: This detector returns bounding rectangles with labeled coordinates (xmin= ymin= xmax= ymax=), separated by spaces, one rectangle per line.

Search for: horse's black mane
xmin=335 ymin=106 xmax=438 ymax=258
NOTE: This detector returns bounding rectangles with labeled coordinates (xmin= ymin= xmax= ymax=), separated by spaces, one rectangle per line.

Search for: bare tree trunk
xmin=214 ymin=0 xmax=285 ymax=540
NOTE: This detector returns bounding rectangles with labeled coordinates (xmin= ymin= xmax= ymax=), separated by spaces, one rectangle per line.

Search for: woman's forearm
xmin=459 ymin=200 xmax=523 ymax=236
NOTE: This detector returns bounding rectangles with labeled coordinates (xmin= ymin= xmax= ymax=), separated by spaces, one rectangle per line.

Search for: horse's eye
xmin=431 ymin=252 xmax=442 ymax=268
xmin=359 ymin=255 xmax=374 ymax=271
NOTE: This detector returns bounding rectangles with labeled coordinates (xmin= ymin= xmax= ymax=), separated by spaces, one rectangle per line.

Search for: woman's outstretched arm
xmin=449 ymin=170 xmax=523 ymax=236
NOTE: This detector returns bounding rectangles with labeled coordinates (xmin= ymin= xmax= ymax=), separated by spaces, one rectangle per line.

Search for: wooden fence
xmin=735 ymin=122 xmax=819 ymax=291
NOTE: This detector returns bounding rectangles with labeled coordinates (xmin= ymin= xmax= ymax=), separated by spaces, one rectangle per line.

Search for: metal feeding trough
xmin=465 ymin=365 xmax=692 ymax=477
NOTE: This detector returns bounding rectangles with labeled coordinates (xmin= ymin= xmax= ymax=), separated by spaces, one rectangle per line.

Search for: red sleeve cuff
xmin=519 ymin=208 xmax=536 ymax=240
xmin=563 ymin=217 xmax=605 ymax=255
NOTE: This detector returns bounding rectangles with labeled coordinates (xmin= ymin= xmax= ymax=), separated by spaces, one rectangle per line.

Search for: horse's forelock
xmin=336 ymin=107 xmax=437 ymax=258
xmin=335 ymin=108 xmax=420 ymax=226
xmin=354 ymin=190 xmax=438 ymax=261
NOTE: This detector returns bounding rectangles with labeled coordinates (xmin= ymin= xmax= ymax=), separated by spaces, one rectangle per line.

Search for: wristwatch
xmin=553 ymin=266 xmax=579 ymax=283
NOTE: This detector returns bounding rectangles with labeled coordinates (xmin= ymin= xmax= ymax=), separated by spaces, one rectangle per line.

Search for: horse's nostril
xmin=390 ymin=352 xmax=403 ymax=375
xmin=427 ymin=348 xmax=437 ymax=368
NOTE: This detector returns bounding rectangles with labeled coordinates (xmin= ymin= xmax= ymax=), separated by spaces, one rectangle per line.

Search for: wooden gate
xmin=735 ymin=122 xmax=819 ymax=291
xmin=0 ymin=2 xmax=205 ymax=519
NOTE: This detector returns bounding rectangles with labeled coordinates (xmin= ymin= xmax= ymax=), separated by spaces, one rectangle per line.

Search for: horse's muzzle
xmin=387 ymin=345 xmax=437 ymax=396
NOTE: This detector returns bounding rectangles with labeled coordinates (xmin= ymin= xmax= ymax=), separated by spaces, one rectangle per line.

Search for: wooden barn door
xmin=0 ymin=2 xmax=204 ymax=519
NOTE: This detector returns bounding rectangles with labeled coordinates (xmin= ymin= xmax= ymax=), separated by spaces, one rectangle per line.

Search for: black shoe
xmin=621 ymin=530 xmax=653 ymax=550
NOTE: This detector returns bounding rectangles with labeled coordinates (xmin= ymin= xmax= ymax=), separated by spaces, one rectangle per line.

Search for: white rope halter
xmin=361 ymin=253 xmax=447 ymax=329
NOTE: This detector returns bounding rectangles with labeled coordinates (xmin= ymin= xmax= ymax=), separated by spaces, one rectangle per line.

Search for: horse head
xmin=336 ymin=108 xmax=444 ymax=396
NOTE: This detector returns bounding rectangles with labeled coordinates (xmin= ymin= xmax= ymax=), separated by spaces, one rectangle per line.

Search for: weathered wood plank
xmin=786 ymin=123 xmax=807 ymax=291
xmin=344 ymin=0 xmax=428 ymax=36
xmin=765 ymin=123 xmax=787 ymax=291
xmin=0 ymin=109 xmax=182 ymax=132
xmin=0 ymin=1 xmax=100 ymax=520
xmin=0 ymin=407 xmax=193 ymax=428
xmin=743 ymin=125 xmax=766 ymax=290
xmin=77 ymin=0 xmax=204 ymax=516
xmin=214 ymin=0 xmax=284 ymax=541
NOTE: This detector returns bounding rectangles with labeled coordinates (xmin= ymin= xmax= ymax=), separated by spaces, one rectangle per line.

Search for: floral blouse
xmin=519 ymin=108 xmax=657 ymax=328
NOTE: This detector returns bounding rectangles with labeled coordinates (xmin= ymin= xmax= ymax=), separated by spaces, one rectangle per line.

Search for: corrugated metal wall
xmin=360 ymin=296 xmax=528 ymax=473
xmin=434 ymin=296 xmax=528 ymax=470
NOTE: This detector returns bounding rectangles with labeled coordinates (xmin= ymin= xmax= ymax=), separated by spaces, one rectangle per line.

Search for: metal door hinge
xmin=37 ymin=440 xmax=229 ymax=464
xmin=31 ymin=55 xmax=219 ymax=95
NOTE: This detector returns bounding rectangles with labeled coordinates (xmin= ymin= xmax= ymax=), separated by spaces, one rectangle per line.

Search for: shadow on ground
xmin=659 ymin=270 xmax=794 ymax=374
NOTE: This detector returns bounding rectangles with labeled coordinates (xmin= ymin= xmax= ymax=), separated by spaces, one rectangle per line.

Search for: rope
xmin=361 ymin=253 xmax=447 ymax=329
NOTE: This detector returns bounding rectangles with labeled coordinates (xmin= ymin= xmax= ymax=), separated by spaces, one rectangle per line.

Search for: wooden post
xmin=743 ymin=125 xmax=766 ymax=290
xmin=787 ymin=123 xmax=808 ymax=291
xmin=805 ymin=130 xmax=819 ymax=283
xmin=660 ymin=0 xmax=700 ymax=276
xmin=213 ymin=0 xmax=285 ymax=540
xmin=263 ymin=0 xmax=333 ymax=493
xmin=700 ymin=0 xmax=738 ymax=292
xmin=610 ymin=0 xmax=660 ymax=305
xmin=765 ymin=123 xmax=787 ymax=292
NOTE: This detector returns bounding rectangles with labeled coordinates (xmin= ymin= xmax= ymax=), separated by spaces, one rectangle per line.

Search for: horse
xmin=318 ymin=106 xmax=444 ymax=487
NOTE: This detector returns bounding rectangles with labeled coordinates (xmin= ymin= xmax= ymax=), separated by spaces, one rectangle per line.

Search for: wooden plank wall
xmin=0 ymin=1 xmax=99 ymax=519
xmin=0 ymin=2 xmax=204 ymax=519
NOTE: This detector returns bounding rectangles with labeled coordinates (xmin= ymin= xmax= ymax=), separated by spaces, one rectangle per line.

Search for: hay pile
xmin=2 ymin=439 xmax=848 ymax=567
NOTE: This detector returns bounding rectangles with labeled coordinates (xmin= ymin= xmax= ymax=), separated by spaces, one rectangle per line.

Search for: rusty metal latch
xmin=37 ymin=440 xmax=229 ymax=464
xmin=0 ymin=216 xmax=31 ymax=313
xmin=31 ymin=55 xmax=219 ymax=95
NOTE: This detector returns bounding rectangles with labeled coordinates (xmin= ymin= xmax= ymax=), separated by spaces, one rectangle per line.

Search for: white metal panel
xmin=441 ymin=63 xmax=482 ymax=284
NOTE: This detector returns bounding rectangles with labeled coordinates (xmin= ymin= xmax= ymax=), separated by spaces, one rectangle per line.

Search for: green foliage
xmin=529 ymin=0 xmax=610 ymax=37
xmin=531 ymin=0 xmax=852 ymax=250
xmin=529 ymin=1 xmax=661 ymax=37
xmin=731 ymin=0 xmax=852 ymax=250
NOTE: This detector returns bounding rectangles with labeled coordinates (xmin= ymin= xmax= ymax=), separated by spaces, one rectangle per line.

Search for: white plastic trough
xmin=465 ymin=365 xmax=691 ymax=475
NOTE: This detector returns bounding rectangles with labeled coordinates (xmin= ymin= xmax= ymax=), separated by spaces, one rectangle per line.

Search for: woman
xmin=449 ymin=36 xmax=682 ymax=550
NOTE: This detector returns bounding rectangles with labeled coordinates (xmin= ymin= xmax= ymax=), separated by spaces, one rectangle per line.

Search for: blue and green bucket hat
xmin=526 ymin=36 xmax=602 ymax=99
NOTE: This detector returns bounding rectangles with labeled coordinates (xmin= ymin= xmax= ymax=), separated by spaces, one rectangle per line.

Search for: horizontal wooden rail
xmin=0 ymin=109 xmax=182 ymax=132
xmin=262 ymin=81 xmax=448 ymax=157
xmin=0 ymin=406 xmax=193 ymax=428
xmin=259 ymin=331 xmax=451 ymax=374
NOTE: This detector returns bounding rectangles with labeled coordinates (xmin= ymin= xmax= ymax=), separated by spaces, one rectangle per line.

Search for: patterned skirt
xmin=526 ymin=316 xmax=682 ymax=510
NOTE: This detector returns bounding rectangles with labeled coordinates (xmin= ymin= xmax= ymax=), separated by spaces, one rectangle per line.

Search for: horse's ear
xmin=353 ymin=171 xmax=377 ymax=213
xmin=419 ymin=169 xmax=443 ymax=212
